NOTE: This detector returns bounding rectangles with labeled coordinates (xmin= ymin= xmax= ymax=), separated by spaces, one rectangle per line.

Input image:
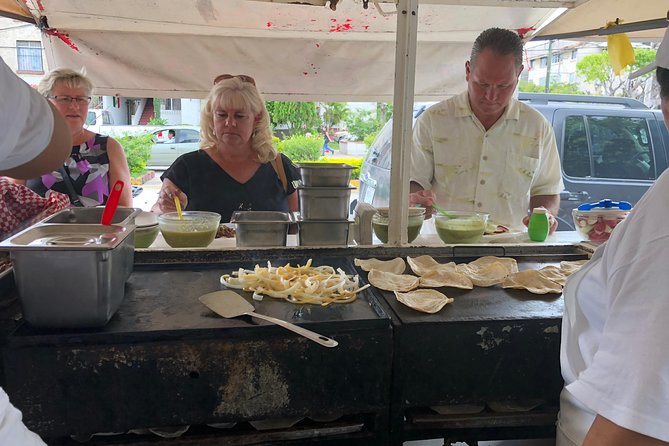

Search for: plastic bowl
xmin=572 ymin=208 xmax=629 ymax=243
xmin=158 ymin=211 xmax=221 ymax=248
xmin=434 ymin=211 xmax=489 ymax=244
xmin=372 ymin=207 xmax=426 ymax=243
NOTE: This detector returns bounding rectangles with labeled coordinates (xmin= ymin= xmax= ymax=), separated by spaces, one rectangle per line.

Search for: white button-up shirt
xmin=411 ymin=91 xmax=563 ymax=230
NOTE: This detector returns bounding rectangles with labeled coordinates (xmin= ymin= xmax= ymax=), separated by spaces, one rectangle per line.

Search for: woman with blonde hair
xmin=153 ymin=75 xmax=300 ymax=222
xmin=25 ymin=68 xmax=132 ymax=207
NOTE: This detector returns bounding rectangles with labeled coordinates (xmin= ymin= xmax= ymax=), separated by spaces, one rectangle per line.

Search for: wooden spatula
xmin=199 ymin=290 xmax=338 ymax=348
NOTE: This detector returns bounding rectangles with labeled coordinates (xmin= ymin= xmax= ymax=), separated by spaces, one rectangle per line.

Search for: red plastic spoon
xmin=101 ymin=180 xmax=124 ymax=225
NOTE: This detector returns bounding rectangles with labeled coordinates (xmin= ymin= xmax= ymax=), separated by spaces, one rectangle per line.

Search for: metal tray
xmin=41 ymin=207 xmax=141 ymax=226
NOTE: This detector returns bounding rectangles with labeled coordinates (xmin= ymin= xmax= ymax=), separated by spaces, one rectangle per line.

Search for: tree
xmin=345 ymin=109 xmax=382 ymax=141
xmin=321 ymin=102 xmax=350 ymax=129
xmin=266 ymin=101 xmax=320 ymax=135
xmin=576 ymin=48 xmax=657 ymax=100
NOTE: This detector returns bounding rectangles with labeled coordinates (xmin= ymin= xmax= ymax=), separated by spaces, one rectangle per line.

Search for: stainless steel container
xmin=0 ymin=224 xmax=135 ymax=328
xmin=297 ymin=163 xmax=355 ymax=187
xmin=297 ymin=186 xmax=354 ymax=220
xmin=42 ymin=207 xmax=141 ymax=225
xmin=297 ymin=217 xmax=352 ymax=246
xmin=231 ymin=211 xmax=292 ymax=247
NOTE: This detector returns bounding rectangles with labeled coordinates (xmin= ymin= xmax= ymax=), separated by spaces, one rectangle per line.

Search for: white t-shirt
xmin=0 ymin=57 xmax=53 ymax=170
xmin=559 ymin=168 xmax=669 ymax=443
xmin=0 ymin=387 xmax=46 ymax=445
xmin=410 ymin=91 xmax=563 ymax=230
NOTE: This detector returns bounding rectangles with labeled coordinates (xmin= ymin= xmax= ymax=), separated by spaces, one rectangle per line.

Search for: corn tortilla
xmin=368 ymin=269 xmax=420 ymax=292
xmin=354 ymin=257 xmax=406 ymax=275
xmin=419 ymin=269 xmax=474 ymax=289
xmin=501 ymin=270 xmax=562 ymax=294
xmin=394 ymin=289 xmax=454 ymax=313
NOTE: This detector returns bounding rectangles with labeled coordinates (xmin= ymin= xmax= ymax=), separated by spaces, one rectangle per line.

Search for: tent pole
xmin=388 ymin=0 xmax=419 ymax=246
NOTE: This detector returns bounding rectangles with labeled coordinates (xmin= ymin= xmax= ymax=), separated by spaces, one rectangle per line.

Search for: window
xmin=164 ymin=98 xmax=182 ymax=111
xmin=540 ymin=57 xmax=547 ymax=68
xmin=569 ymin=73 xmax=576 ymax=83
xmin=16 ymin=40 xmax=43 ymax=72
xmin=177 ymin=129 xmax=200 ymax=143
xmin=571 ymin=49 xmax=578 ymax=60
xmin=552 ymin=53 xmax=562 ymax=64
xmin=563 ymin=115 xmax=655 ymax=180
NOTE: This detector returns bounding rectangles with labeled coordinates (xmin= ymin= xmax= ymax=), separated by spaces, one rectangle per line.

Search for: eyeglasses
xmin=47 ymin=95 xmax=92 ymax=105
xmin=213 ymin=74 xmax=256 ymax=86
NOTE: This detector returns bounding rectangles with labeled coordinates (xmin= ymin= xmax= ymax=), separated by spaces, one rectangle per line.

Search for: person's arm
xmin=408 ymin=181 xmax=437 ymax=219
xmin=105 ymin=137 xmax=133 ymax=207
xmin=151 ymin=178 xmax=188 ymax=214
xmin=583 ymin=415 xmax=669 ymax=446
xmin=287 ymin=191 xmax=298 ymax=213
xmin=0 ymin=101 xmax=71 ymax=179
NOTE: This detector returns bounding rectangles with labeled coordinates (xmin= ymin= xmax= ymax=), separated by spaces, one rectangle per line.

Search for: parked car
xmin=357 ymin=93 xmax=669 ymax=230
xmin=148 ymin=126 xmax=201 ymax=168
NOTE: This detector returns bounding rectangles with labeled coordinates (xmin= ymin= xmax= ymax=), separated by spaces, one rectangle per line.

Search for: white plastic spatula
xmin=198 ymin=290 xmax=338 ymax=348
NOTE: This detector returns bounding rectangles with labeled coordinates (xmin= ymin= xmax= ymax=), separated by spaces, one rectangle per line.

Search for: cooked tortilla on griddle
xmin=354 ymin=257 xmax=406 ymax=275
xmin=501 ymin=270 xmax=562 ymax=294
xmin=368 ymin=269 xmax=419 ymax=292
xmin=394 ymin=289 xmax=454 ymax=313
xmin=419 ymin=269 xmax=473 ymax=289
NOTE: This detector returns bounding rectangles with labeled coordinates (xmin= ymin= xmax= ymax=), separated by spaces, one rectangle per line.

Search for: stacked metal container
xmin=0 ymin=208 xmax=140 ymax=328
xmin=295 ymin=163 xmax=355 ymax=246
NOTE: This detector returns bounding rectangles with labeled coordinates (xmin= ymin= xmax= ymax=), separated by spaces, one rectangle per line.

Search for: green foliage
xmin=576 ymin=52 xmax=612 ymax=86
xmin=278 ymin=134 xmax=321 ymax=161
xmin=363 ymin=132 xmax=378 ymax=148
xmin=266 ymin=101 xmax=320 ymax=136
xmin=346 ymin=109 xmax=379 ymax=141
xmin=117 ymin=133 xmax=153 ymax=177
xmin=148 ymin=116 xmax=168 ymax=125
xmin=152 ymin=98 xmax=162 ymax=119
xmin=576 ymin=48 xmax=657 ymax=99
xmin=322 ymin=102 xmax=350 ymax=128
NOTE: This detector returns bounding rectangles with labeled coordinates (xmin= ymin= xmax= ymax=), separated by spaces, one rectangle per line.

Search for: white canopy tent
xmin=2 ymin=0 xmax=667 ymax=244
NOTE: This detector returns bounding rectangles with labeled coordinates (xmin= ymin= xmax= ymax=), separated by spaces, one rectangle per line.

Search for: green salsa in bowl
xmin=434 ymin=211 xmax=489 ymax=244
xmin=372 ymin=207 xmax=426 ymax=243
xmin=158 ymin=211 xmax=221 ymax=248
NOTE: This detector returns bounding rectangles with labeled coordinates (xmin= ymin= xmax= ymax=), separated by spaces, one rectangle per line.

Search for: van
xmin=357 ymin=93 xmax=669 ymax=230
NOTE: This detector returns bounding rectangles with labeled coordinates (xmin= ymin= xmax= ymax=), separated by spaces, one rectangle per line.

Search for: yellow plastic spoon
xmin=174 ymin=195 xmax=183 ymax=219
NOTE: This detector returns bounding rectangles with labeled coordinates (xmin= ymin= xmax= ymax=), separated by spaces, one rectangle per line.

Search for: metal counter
xmin=0 ymin=243 xmax=591 ymax=445
xmin=352 ymin=246 xmax=589 ymax=445
xmin=2 ymin=255 xmax=393 ymax=444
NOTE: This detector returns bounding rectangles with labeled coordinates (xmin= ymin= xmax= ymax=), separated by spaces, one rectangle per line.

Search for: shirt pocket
xmin=502 ymin=152 xmax=540 ymax=197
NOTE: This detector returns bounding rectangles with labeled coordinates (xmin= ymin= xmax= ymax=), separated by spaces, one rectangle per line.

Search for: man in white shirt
xmin=410 ymin=28 xmax=563 ymax=231
xmin=0 ymin=57 xmax=71 ymax=179
xmin=0 ymin=56 xmax=69 ymax=445
xmin=558 ymin=28 xmax=669 ymax=446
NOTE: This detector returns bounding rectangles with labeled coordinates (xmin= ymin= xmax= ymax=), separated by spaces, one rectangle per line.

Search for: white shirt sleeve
xmin=0 ymin=57 xmax=54 ymax=171
xmin=0 ymin=387 xmax=46 ymax=445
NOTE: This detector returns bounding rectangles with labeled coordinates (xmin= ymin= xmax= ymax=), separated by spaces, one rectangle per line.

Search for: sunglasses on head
xmin=213 ymin=74 xmax=256 ymax=86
